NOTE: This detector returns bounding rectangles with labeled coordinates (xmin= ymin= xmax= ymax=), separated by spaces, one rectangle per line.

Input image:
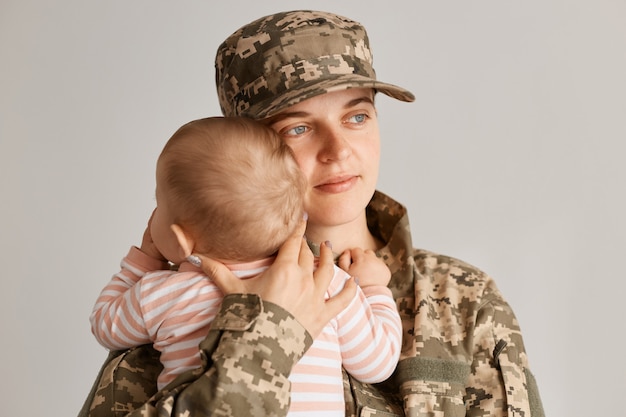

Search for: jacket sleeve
xmin=79 ymin=294 xmax=313 ymax=417
xmin=388 ymin=256 xmax=545 ymax=417
xmin=465 ymin=281 xmax=545 ymax=417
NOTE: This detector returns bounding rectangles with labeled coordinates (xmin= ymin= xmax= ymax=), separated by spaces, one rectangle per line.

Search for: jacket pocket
xmin=395 ymin=357 xmax=469 ymax=417
xmin=345 ymin=370 xmax=403 ymax=417
xmin=494 ymin=339 xmax=536 ymax=417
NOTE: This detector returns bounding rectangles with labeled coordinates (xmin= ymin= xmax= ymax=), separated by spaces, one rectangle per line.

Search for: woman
xmin=81 ymin=10 xmax=544 ymax=417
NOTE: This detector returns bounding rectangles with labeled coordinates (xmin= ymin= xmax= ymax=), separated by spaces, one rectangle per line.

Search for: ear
xmin=170 ymin=224 xmax=195 ymax=260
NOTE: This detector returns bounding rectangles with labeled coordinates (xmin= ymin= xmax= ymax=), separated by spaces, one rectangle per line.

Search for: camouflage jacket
xmin=78 ymin=191 xmax=544 ymax=417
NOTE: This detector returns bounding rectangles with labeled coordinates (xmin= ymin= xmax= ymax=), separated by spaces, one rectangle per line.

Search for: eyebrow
xmin=266 ymin=94 xmax=375 ymax=124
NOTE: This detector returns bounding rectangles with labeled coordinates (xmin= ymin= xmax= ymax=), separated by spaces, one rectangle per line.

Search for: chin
xmin=306 ymin=187 xmax=373 ymax=224
xmin=309 ymin=203 xmax=365 ymax=227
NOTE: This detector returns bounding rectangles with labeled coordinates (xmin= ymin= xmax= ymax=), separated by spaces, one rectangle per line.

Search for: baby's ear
xmin=170 ymin=224 xmax=194 ymax=260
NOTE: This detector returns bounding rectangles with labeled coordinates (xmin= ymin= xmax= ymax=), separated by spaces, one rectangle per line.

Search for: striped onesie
xmin=90 ymin=246 xmax=402 ymax=416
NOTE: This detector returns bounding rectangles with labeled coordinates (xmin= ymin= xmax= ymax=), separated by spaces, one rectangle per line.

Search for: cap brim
xmin=245 ymin=74 xmax=415 ymax=120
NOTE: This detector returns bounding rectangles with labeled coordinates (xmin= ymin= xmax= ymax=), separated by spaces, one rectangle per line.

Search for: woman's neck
xmin=305 ymin=215 xmax=381 ymax=255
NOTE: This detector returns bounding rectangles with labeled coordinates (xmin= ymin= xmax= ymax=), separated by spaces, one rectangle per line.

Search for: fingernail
xmin=324 ymin=240 xmax=332 ymax=250
xmin=187 ymin=255 xmax=201 ymax=267
xmin=302 ymin=212 xmax=308 ymax=221
xmin=354 ymin=276 xmax=360 ymax=286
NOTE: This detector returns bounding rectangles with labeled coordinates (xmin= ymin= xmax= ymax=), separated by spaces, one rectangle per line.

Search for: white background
xmin=2 ymin=1 xmax=625 ymax=416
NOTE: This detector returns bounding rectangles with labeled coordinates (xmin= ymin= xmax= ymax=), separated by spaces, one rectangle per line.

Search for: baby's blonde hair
xmin=157 ymin=117 xmax=306 ymax=262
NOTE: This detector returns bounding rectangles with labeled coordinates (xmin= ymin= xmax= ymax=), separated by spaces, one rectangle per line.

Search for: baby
xmin=90 ymin=116 xmax=401 ymax=416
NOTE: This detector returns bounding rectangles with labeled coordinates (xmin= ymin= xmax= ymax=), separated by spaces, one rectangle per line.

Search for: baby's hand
xmin=139 ymin=208 xmax=167 ymax=262
xmin=338 ymin=248 xmax=391 ymax=287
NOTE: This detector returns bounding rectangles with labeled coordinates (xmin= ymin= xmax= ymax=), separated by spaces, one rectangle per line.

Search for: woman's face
xmin=266 ymin=88 xmax=381 ymax=229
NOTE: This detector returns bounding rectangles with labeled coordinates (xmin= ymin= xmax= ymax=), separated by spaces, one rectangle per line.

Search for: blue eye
xmin=286 ymin=125 xmax=307 ymax=136
xmin=348 ymin=114 xmax=367 ymax=123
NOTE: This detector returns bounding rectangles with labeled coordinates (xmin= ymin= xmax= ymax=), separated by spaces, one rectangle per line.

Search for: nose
xmin=318 ymin=126 xmax=352 ymax=163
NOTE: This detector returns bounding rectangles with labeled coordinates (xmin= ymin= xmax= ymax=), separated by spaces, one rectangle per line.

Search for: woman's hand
xmin=197 ymin=220 xmax=356 ymax=338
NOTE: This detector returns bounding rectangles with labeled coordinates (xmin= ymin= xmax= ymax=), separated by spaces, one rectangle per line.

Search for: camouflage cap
xmin=215 ymin=10 xmax=415 ymax=119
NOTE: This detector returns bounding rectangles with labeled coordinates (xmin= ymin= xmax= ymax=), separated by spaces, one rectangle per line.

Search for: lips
xmin=314 ymin=175 xmax=358 ymax=194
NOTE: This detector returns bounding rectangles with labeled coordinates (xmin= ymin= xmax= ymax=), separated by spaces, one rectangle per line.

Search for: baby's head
xmin=153 ymin=116 xmax=306 ymax=264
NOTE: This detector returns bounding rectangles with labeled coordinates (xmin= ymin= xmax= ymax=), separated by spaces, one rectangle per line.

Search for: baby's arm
xmin=338 ymin=248 xmax=391 ymax=287
xmin=89 ymin=246 xmax=168 ymax=350
xmin=333 ymin=267 xmax=401 ymax=384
